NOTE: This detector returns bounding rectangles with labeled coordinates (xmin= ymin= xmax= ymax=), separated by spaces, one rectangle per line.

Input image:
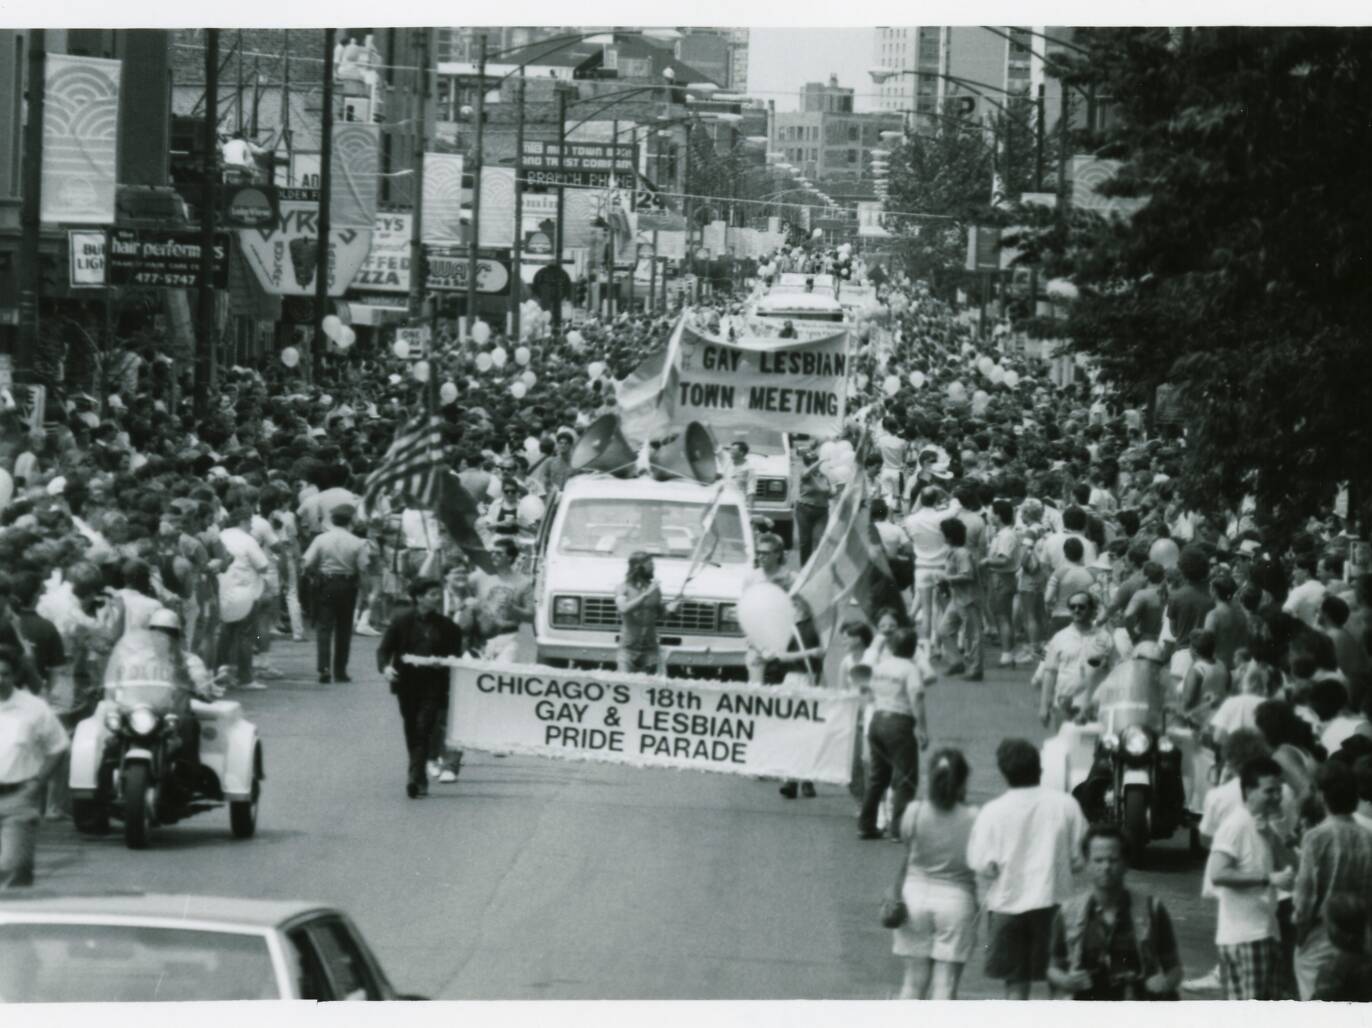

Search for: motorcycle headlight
xmin=1122 ymin=725 xmax=1152 ymax=757
xmin=719 ymin=602 xmax=739 ymax=630
xmin=103 ymin=708 xmax=123 ymax=732
xmin=1157 ymin=735 xmax=1175 ymax=754
xmin=1100 ymin=733 xmax=1119 ymax=751
xmin=128 ymin=706 xmax=159 ymax=737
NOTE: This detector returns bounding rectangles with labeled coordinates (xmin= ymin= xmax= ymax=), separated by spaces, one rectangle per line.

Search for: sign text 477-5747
xmin=106 ymin=229 xmax=230 ymax=289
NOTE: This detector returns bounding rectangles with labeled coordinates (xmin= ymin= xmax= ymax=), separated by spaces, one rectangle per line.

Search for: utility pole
xmin=312 ymin=29 xmax=336 ymax=380
xmin=509 ymin=72 xmax=525 ymax=341
xmin=281 ymin=32 xmax=291 ymax=185
xmin=551 ymin=85 xmax=567 ymax=331
xmin=465 ymin=32 xmax=487 ymax=335
xmin=407 ymin=28 xmax=438 ymax=413
xmin=193 ymin=29 xmax=218 ymax=419
xmin=16 ymin=29 xmax=46 ymax=386
xmin=236 ymin=30 xmax=245 ymax=134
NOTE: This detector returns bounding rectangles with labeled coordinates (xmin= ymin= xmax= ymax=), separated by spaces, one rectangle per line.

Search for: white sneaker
xmin=354 ymin=622 xmax=381 ymax=637
xmin=240 ymin=681 xmax=268 ymax=691
xmin=426 ymin=760 xmax=441 ymax=779
xmin=438 ymin=769 xmax=459 ymax=784
xmin=1182 ymin=967 xmax=1222 ymax=992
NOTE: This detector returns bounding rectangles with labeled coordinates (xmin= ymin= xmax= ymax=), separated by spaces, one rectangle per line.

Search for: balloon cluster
xmin=818 ymin=438 xmax=857 ymax=486
xmin=321 ymin=314 xmax=356 ymax=351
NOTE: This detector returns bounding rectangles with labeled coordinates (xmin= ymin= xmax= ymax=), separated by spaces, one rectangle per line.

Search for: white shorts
xmin=914 ymin=567 xmax=944 ymax=592
xmin=892 ymin=876 xmax=978 ymax=963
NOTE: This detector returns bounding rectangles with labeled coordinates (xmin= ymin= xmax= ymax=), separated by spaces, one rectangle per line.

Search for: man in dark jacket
xmin=377 ymin=577 xmax=464 ymax=799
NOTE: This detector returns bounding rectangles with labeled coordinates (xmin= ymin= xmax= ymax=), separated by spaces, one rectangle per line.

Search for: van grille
xmin=579 ymin=596 xmax=723 ymax=634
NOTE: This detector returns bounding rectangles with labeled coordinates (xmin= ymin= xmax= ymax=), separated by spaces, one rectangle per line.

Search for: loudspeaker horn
xmin=649 ymin=422 xmax=719 ymax=484
xmin=570 ymin=413 xmax=638 ymax=477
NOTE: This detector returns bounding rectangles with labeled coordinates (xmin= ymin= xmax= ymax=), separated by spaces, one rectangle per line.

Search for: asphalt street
xmin=29 ymin=632 xmax=1219 ymax=1000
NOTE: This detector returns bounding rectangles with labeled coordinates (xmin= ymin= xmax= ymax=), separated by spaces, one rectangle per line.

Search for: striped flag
xmin=363 ymin=415 xmax=445 ymax=509
xmin=789 ymin=436 xmax=901 ymax=646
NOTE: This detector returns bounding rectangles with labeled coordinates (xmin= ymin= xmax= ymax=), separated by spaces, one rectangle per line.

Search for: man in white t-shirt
xmin=1205 ymin=755 xmax=1296 ymax=1000
xmin=967 ymin=738 xmax=1088 ymax=1000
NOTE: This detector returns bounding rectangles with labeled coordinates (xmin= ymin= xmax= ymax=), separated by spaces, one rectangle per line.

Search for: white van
xmin=534 ymin=475 xmax=756 ymax=676
xmin=715 ymin=426 xmax=796 ymax=546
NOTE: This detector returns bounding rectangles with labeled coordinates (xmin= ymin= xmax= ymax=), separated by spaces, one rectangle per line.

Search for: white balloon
xmin=833 ymin=440 xmax=855 ymax=462
xmin=280 ymin=346 xmax=300 ymax=368
xmin=475 ymin=352 xmax=493 ymax=373
xmin=588 ymin=360 xmax=607 ymax=380
xmin=989 ymin=365 xmax=1006 ymax=385
xmin=566 ymin=330 xmax=585 ymax=352
xmin=972 ymin=389 xmax=991 ymax=415
xmin=0 ymin=468 xmax=11 ymax=511
xmin=737 ymin=583 xmax=798 ymax=655
xmin=413 ymin=360 xmax=431 ymax=383
xmin=521 ymin=370 xmax=537 ymax=389
xmin=321 ymin=314 xmax=342 ymax=341
xmin=517 ymin=494 xmax=546 ymax=524
xmin=856 ymin=373 xmax=870 ymax=391
xmin=882 ymin=374 xmax=901 ymax=397
xmin=812 ymin=228 xmax=824 ymax=239
xmin=1004 ymin=370 xmax=1021 ymax=388
xmin=524 ymin=436 xmax=542 ymax=457
xmin=510 ymin=381 xmax=527 ymax=399
xmin=514 ymin=346 xmax=531 ymax=366
xmin=977 ymin=356 xmax=996 ymax=377
xmin=947 ymin=380 xmax=967 ymax=401
xmin=818 ymin=440 xmax=838 ymax=462
xmin=337 ymin=326 xmax=356 ymax=351
xmin=393 ymin=338 xmax=411 ymax=360
xmin=491 ymin=346 xmax=508 ymax=369
xmin=829 ymin=461 xmax=856 ymax=485
xmin=439 ymin=381 xmax=459 ymax=405
xmin=908 ymin=370 xmax=926 ymax=389
xmin=472 ymin=320 xmax=492 ymax=345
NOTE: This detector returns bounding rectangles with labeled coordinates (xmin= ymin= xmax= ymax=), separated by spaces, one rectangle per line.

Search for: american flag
xmin=363 ymin=415 xmax=445 ymax=509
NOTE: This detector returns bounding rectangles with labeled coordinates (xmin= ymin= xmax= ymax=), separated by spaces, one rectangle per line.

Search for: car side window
xmin=305 ymin=920 xmax=379 ymax=1001
xmin=286 ymin=929 xmax=328 ymax=1000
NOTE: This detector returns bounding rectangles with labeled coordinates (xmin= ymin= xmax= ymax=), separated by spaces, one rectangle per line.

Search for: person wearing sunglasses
xmin=1039 ymin=592 xmax=1114 ymax=730
xmin=481 ymin=478 xmax=523 ymax=540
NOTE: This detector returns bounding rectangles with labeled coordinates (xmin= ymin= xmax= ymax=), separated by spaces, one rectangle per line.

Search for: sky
xmin=746 ymin=28 xmax=877 ymax=112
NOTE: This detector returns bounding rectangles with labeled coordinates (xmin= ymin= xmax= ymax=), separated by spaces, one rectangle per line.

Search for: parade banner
xmin=420 ymin=659 xmax=860 ymax=784
xmin=331 ymin=123 xmax=380 ymax=231
xmin=671 ymin=323 xmax=849 ymax=437
xmin=422 ymin=153 xmax=464 ymax=243
xmin=238 ymin=200 xmax=372 ymax=296
xmin=42 ymin=54 xmax=122 ymax=224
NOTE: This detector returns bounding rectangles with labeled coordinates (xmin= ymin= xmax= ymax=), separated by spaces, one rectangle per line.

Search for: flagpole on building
xmin=312 ymin=28 xmax=336 ymax=382
xmin=193 ymin=29 xmax=218 ymax=419
xmin=16 ymin=29 xmax=46 ymax=386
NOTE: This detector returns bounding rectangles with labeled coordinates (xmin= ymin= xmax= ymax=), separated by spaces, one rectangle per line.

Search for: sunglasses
xmin=1068 ymin=603 xmax=1091 ymax=613
xmin=758 ymin=548 xmax=781 ymax=556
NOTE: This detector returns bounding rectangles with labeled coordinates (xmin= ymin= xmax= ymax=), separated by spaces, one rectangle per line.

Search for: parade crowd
xmin=0 ymin=241 xmax=1369 ymax=1002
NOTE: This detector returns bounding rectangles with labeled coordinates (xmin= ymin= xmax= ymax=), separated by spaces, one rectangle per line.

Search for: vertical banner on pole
xmin=330 ymin=122 xmax=380 ymax=230
xmin=422 ymin=153 xmax=465 ymax=243
xmin=42 ymin=54 xmax=122 ymax=224
xmin=477 ymin=168 xmax=516 ymax=248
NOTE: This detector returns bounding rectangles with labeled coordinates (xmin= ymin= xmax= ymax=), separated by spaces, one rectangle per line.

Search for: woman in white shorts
xmin=889 ymin=748 xmax=979 ymax=999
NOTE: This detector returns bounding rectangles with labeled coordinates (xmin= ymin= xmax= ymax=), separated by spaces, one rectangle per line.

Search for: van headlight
xmin=1122 ymin=725 xmax=1152 ymax=757
xmin=719 ymin=603 xmax=739 ymax=631
xmin=128 ymin=706 xmax=159 ymax=737
xmin=552 ymin=596 xmax=581 ymax=627
xmin=1157 ymin=735 xmax=1176 ymax=754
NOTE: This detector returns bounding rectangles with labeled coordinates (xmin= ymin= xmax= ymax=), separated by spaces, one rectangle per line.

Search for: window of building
xmin=847 ymin=149 xmax=858 ymax=164
xmin=848 ymin=125 xmax=859 ymax=142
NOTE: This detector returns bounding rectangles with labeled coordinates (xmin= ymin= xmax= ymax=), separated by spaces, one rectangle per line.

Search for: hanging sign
xmin=238 ymin=200 xmax=372 ymax=296
xmin=106 ymin=229 xmax=229 ymax=288
xmin=68 ymin=231 xmax=108 ymax=288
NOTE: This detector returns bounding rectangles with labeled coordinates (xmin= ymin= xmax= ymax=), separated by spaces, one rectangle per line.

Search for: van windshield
xmin=557 ymin=499 xmax=749 ymax=563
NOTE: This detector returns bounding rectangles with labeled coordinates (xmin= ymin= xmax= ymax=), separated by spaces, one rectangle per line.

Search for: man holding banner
xmin=615 ymin=553 xmax=675 ymax=675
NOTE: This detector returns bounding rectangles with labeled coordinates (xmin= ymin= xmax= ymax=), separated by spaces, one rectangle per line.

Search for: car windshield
xmin=718 ymin=428 xmax=786 ymax=456
xmin=557 ymin=499 xmax=748 ymax=563
xmin=0 ymin=923 xmax=280 ymax=1002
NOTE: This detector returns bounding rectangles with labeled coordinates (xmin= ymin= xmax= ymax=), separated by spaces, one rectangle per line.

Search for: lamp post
xmin=465 ymin=32 xmax=487 ymax=337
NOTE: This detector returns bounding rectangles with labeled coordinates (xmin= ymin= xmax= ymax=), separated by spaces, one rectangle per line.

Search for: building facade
xmin=800 ymin=75 xmax=854 ymax=114
xmin=769 ymin=107 xmax=904 ymax=190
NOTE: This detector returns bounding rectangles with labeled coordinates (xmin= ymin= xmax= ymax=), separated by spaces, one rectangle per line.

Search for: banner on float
xmin=671 ymin=323 xmax=850 ymax=437
xmin=42 ymin=54 xmax=122 ymax=224
xmin=421 ymin=659 xmax=860 ymax=784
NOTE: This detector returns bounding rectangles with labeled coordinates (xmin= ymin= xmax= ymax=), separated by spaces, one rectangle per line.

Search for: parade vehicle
xmin=68 ymin=628 xmax=264 ymax=849
xmin=534 ymin=415 xmax=756 ymax=677
xmin=716 ymin=426 xmax=797 ymax=545
xmin=746 ymin=275 xmax=848 ymax=339
xmin=1040 ymin=643 xmax=1195 ymax=864
xmin=0 ymin=893 xmax=422 ymax=1001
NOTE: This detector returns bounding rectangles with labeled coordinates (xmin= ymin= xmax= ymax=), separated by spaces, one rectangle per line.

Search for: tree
xmin=1024 ymin=28 xmax=1372 ymax=531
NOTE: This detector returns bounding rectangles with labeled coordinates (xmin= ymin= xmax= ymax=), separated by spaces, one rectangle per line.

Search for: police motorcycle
xmin=68 ymin=610 xmax=264 ymax=849
xmin=1042 ymin=643 xmax=1189 ymax=864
